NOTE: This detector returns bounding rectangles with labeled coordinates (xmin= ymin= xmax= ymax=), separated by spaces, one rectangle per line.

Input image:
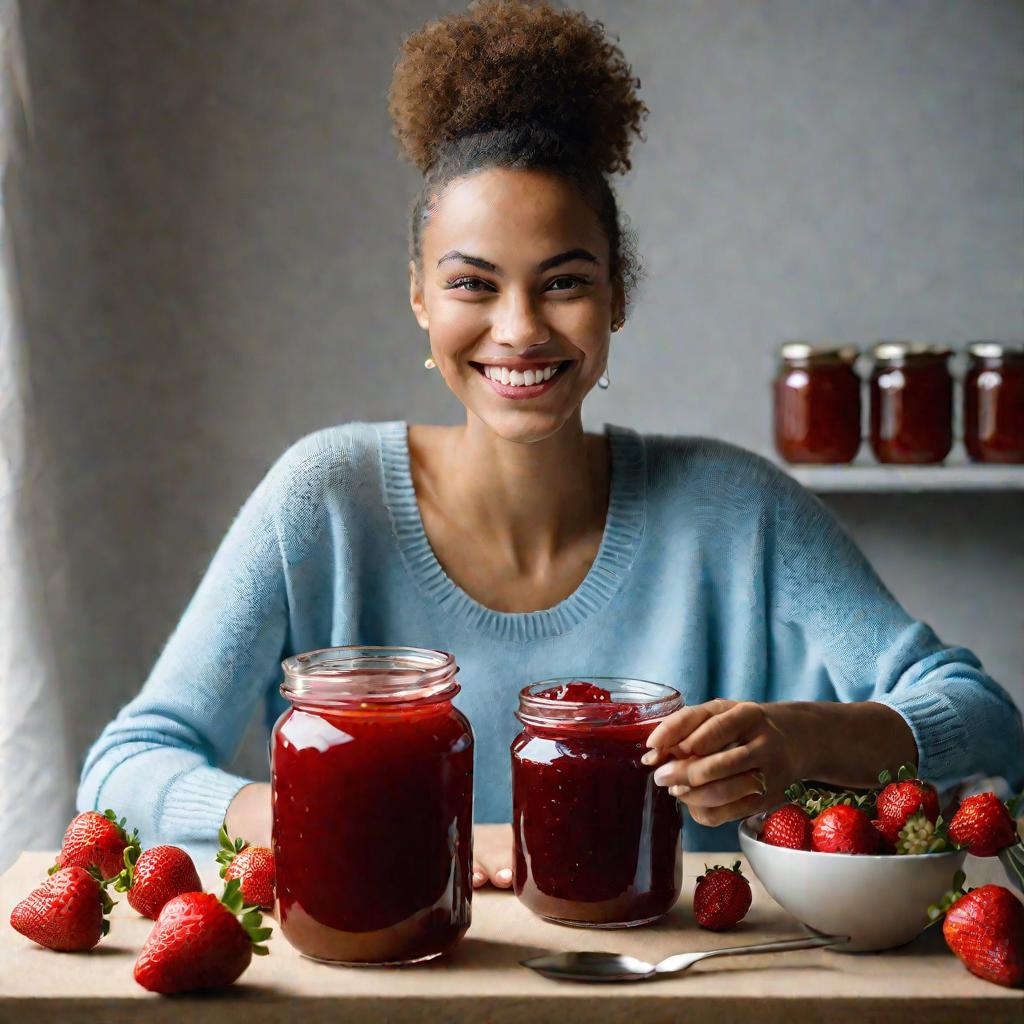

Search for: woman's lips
xmin=473 ymin=361 xmax=571 ymax=400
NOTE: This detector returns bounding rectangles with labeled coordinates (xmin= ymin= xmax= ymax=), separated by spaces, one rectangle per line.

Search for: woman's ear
xmin=409 ymin=260 xmax=429 ymax=330
xmin=611 ymin=277 xmax=626 ymax=328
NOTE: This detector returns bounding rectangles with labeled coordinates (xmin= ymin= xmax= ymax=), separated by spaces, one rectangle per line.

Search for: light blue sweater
xmin=77 ymin=422 xmax=1024 ymax=852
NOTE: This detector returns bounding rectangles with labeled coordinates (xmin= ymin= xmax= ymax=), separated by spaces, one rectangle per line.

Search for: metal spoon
xmin=521 ymin=932 xmax=849 ymax=983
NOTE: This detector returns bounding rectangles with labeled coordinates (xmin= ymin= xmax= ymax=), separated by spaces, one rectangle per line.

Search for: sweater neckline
xmin=377 ymin=421 xmax=647 ymax=642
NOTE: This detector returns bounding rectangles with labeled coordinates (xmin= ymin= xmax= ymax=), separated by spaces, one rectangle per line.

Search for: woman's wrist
xmin=765 ymin=700 xmax=919 ymax=790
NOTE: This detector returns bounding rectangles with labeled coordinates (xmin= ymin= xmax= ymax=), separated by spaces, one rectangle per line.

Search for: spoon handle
xmin=656 ymin=933 xmax=848 ymax=975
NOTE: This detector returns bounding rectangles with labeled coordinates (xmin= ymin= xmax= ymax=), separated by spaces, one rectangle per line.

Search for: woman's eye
xmin=447 ymin=277 xmax=493 ymax=292
xmin=546 ymin=276 xmax=588 ymax=292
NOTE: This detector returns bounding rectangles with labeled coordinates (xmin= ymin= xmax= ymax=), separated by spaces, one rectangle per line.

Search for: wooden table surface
xmin=1 ymin=848 xmax=1021 ymax=1023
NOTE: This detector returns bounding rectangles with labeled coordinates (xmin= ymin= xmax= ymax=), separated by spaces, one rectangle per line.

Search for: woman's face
xmin=410 ymin=167 xmax=624 ymax=444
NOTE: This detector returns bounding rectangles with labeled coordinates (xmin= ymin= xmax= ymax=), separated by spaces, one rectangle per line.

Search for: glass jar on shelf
xmin=272 ymin=645 xmax=473 ymax=965
xmin=869 ymin=342 xmax=953 ymax=464
xmin=773 ymin=343 xmax=862 ymax=464
xmin=511 ymin=677 xmax=683 ymax=928
xmin=963 ymin=342 xmax=1024 ymax=464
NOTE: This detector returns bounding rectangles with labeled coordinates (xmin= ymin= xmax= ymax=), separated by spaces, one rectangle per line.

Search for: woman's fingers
xmin=654 ymin=741 xmax=760 ymax=790
xmin=669 ymin=768 xmax=766 ymax=808
xmin=472 ymin=823 xmax=514 ymax=888
xmin=645 ymin=699 xmax=735 ymax=751
xmin=678 ymin=701 xmax=763 ymax=757
xmin=683 ymin=790 xmax=769 ymax=829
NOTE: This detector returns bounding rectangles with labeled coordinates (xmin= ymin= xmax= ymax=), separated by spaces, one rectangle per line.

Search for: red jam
xmin=964 ymin=343 xmax=1024 ymax=463
xmin=271 ymin=647 xmax=473 ymax=965
xmin=869 ymin=343 xmax=953 ymax=464
xmin=511 ymin=678 xmax=683 ymax=928
xmin=773 ymin=344 xmax=861 ymax=464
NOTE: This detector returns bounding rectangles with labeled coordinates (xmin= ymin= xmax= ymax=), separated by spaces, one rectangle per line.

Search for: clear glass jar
xmin=773 ymin=343 xmax=862 ymax=464
xmin=511 ymin=677 xmax=683 ymax=928
xmin=964 ymin=342 xmax=1024 ymax=464
xmin=272 ymin=646 xmax=473 ymax=965
xmin=869 ymin=342 xmax=953 ymax=464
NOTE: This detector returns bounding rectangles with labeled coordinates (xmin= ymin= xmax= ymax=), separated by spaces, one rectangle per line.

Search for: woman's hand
xmin=641 ymin=699 xmax=802 ymax=828
xmin=473 ymin=823 xmax=514 ymax=888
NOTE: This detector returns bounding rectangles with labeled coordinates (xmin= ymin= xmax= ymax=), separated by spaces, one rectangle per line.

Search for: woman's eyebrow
xmin=436 ymin=248 xmax=599 ymax=274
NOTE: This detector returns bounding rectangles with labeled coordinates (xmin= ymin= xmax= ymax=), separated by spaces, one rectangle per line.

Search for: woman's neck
xmin=409 ymin=412 xmax=610 ymax=575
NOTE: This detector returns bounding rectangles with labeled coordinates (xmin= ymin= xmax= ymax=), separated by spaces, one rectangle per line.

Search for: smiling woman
xmin=76 ymin=0 xmax=1023 ymax=904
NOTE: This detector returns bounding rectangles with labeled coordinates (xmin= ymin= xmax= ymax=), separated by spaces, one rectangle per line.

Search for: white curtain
xmin=0 ymin=0 xmax=73 ymax=874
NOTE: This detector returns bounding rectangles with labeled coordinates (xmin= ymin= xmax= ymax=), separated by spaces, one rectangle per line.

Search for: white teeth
xmin=482 ymin=364 xmax=562 ymax=386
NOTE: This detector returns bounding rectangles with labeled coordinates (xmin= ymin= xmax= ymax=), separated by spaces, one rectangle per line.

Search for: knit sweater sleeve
xmin=75 ymin=450 xmax=295 ymax=847
xmin=769 ymin=473 xmax=1024 ymax=792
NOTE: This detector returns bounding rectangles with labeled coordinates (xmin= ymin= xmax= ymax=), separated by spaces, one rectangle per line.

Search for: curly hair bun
xmin=389 ymin=0 xmax=647 ymax=175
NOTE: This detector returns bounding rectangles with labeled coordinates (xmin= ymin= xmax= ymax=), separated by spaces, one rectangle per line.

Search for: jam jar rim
xmin=280 ymin=645 xmax=459 ymax=707
xmin=967 ymin=341 xmax=1024 ymax=361
xmin=516 ymin=676 xmax=683 ymax=728
xmin=871 ymin=341 xmax=952 ymax=363
xmin=778 ymin=341 xmax=859 ymax=364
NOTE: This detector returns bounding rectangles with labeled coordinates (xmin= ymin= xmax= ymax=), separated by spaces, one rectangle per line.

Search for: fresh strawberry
xmin=216 ymin=825 xmax=275 ymax=910
xmin=693 ymin=861 xmax=752 ymax=930
xmin=948 ymin=793 xmax=1017 ymax=857
xmin=875 ymin=764 xmax=939 ymax=844
xmin=929 ymin=872 xmax=1024 ymax=988
xmin=133 ymin=878 xmax=271 ymax=994
xmin=760 ymin=805 xmax=813 ymax=850
xmin=10 ymin=866 xmax=115 ymax=951
xmin=50 ymin=809 xmax=139 ymax=880
xmin=114 ymin=845 xmax=203 ymax=920
xmin=811 ymin=804 xmax=878 ymax=854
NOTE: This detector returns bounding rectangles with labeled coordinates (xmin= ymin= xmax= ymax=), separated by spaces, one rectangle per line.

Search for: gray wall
xmin=10 ymin=0 xmax=1022 ymax=800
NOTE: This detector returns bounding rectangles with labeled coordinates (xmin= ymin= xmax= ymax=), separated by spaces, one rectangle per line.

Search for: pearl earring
xmin=424 ymin=356 xmax=436 ymax=370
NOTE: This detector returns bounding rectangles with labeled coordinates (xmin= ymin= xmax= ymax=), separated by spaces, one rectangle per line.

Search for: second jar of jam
xmin=511 ymin=678 xmax=683 ymax=928
xmin=272 ymin=646 xmax=473 ymax=965
xmin=773 ymin=343 xmax=862 ymax=464
xmin=869 ymin=342 xmax=953 ymax=464
xmin=964 ymin=342 xmax=1024 ymax=463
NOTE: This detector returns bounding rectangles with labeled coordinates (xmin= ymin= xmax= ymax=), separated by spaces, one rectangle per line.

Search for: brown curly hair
xmin=389 ymin=0 xmax=649 ymax=312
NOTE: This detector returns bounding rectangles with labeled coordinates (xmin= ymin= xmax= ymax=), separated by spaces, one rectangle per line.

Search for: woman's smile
xmin=470 ymin=359 xmax=574 ymax=399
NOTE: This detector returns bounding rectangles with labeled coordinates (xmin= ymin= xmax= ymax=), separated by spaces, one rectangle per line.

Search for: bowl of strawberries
xmin=739 ymin=766 xmax=967 ymax=952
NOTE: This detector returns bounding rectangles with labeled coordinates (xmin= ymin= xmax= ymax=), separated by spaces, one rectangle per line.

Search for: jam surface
xmin=870 ymin=357 xmax=953 ymax=464
xmin=512 ymin=687 xmax=682 ymax=927
xmin=965 ymin=356 xmax=1024 ymax=463
xmin=272 ymin=700 xmax=473 ymax=963
xmin=774 ymin=361 xmax=861 ymax=464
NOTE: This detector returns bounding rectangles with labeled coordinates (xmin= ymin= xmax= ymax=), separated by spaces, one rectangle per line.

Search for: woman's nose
xmin=491 ymin=295 xmax=549 ymax=350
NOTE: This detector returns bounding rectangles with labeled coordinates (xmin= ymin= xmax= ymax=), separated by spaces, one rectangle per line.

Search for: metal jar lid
xmin=779 ymin=342 xmax=858 ymax=363
xmin=966 ymin=341 xmax=1024 ymax=360
xmin=871 ymin=341 xmax=952 ymax=362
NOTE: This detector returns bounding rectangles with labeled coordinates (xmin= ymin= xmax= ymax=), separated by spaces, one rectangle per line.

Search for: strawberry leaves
xmin=220 ymin=877 xmax=272 ymax=956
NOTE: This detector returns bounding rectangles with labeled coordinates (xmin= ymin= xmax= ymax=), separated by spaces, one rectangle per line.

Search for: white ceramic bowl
xmin=739 ymin=811 xmax=966 ymax=951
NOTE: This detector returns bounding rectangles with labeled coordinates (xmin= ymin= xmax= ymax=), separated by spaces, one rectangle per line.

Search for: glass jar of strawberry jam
xmin=511 ymin=678 xmax=683 ymax=928
xmin=869 ymin=342 xmax=953 ymax=464
xmin=773 ymin=343 xmax=862 ymax=464
xmin=272 ymin=646 xmax=473 ymax=965
xmin=964 ymin=342 xmax=1024 ymax=464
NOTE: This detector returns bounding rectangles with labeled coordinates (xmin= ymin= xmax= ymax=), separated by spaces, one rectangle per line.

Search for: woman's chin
xmin=474 ymin=407 xmax=578 ymax=445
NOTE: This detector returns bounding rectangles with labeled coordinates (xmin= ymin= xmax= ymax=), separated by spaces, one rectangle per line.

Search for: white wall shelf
xmin=769 ymin=452 xmax=1024 ymax=493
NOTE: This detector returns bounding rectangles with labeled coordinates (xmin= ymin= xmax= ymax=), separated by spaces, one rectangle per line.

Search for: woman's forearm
xmin=769 ymin=700 xmax=919 ymax=790
xmin=224 ymin=782 xmax=273 ymax=847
